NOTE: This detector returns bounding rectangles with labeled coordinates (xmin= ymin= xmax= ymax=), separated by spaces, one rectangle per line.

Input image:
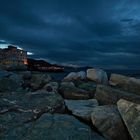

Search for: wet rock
xmin=110 ymin=74 xmax=140 ymax=95
xmin=59 ymin=82 xmax=93 ymax=100
xmin=63 ymin=71 xmax=86 ymax=81
xmin=1 ymin=114 xmax=105 ymax=140
xmin=95 ymin=85 xmax=140 ymax=105
xmin=87 ymin=69 xmax=108 ymax=85
xmin=117 ymin=99 xmax=140 ymax=140
xmin=65 ymin=99 xmax=98 ymax=121
xmin=91 ymin=105 xmax=130 ymax=140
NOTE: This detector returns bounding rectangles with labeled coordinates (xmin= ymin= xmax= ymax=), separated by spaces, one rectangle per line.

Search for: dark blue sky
xmin=0 ymin=0 xmax=140 ymax=69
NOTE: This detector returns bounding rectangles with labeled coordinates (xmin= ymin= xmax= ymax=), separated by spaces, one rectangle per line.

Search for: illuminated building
xmin=0 ymin=45 xmax=28 ymax=66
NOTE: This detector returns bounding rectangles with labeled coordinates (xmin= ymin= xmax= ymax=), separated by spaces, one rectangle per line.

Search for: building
xmin=0 ymin=45 xmax=28 ymax=66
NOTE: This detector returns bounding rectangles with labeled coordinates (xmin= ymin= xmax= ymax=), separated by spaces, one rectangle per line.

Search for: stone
xmin=65 ymin=99 xmax=98 ymax=121
xmin=30 ymin=74 xmax=51 ymax=91
xmin=59 ymin=82 xmax=93 ymax=100
xmin=110 ymin=74 xmax=140 ymax=95
xmin=95 ymin=85 xmax=140 ymax=105
xmin=43 ymin=82 xmax=59 ymax=92
xmin=0 ymin=114 xmax=105 ymax=140
xmin=0 ymin=90 xmax=65 ymax=115
xmin=0 ymin=73 xmax=23 ymax=92
xmin=63 ymin=71 xmax=86 ymax=81
xmin=91 ymin=105 xmax=130 ymax=140
xmin=117 ymin=99 xmax=140 ymax=140
xmin=76 ymin=81 xmax=96 ymax=94
xmin=87 ymin=69 xmax=108 ymax=85
xmin=0 ymin=70 xmax=12 ymax=78
xmin=21 ymin=71 xmax=32 ymax=80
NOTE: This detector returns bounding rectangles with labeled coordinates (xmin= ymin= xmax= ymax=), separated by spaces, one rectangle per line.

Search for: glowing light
xmin=24 ymin=59 xmax=28 ymax=65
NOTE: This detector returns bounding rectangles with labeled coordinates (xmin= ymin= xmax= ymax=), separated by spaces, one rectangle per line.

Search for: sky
xmin=0 ymin=0 xmax=140 ymax=69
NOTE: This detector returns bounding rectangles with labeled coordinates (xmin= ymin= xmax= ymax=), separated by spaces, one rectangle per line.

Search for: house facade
xmin=0 ymin=45 xmax=28 ymax=66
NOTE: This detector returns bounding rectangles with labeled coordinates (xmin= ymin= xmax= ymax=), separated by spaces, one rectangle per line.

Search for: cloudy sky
xmin=0 ymin=0 xmax=140 ymax=69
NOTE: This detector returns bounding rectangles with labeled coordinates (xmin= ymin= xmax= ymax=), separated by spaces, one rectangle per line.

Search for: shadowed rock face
xmin=117 ymin=99 xmax=140 ymax=140
xmin=95 ymin=85 xmax=140 ymax=105
xmin=59 ymin=82 xmax=94 ymax=100
xmin=65 ymin=99 xmax=98 ymax=121
xmin=91 ymin=105 xmax=130 ymax=140
xmin=0 ymin=114 xmax=105 ymax=140
xmin=109 ymin=74 xmax=140 ymax=95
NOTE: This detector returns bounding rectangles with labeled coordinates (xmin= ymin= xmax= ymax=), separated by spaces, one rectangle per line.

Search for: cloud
xmin=0 ymin=0 xmax=140 ymax=69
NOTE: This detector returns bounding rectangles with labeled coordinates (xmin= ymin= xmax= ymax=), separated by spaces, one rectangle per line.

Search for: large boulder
xmin=65 ymin=99 xmax=98 ymax=121
xmin=22 ymin=90 xmax=65 ymax=113
xmin=95 ymin=85 xmax=140 ymax=105
xmin=59 ymin=82 xmax=93 ymax=100
xmin=0 ymin=114 xmax=105 ymax=140
xmin=91 ymin=105 xmax=130 ymax=140
xmin=117 ymin=99 xmax=140 ymax=140
xmin=87 ymin=69 xmax=108 ymax=85
xmin=0 ymin=90 xmax=65 ymax=115
xmin=63 ymin=71 xmax=86 ymax=81
xmin=30 ymin=74 xmax=52 ymax=91
xmin=0 ymin=72 xmax=23 ymax=92
xmin=109 ymin=74 xmax=140 ymax=95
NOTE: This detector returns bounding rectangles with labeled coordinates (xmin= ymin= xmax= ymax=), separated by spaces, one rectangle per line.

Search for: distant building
xmin=0 ymin=45 xmax=28 ymax=66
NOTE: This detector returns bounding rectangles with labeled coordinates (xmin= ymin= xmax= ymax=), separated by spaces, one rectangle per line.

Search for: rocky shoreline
xmin=0 ymin=68 xmax=140 ymax=140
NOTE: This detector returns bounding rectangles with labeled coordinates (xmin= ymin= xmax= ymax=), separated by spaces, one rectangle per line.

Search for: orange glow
xmin=24 ymin=59 xmax=28 ymax=65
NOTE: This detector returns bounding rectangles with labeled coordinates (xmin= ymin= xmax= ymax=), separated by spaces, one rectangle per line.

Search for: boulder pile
xmin=0 ymin=68 xmax=140 ymax=140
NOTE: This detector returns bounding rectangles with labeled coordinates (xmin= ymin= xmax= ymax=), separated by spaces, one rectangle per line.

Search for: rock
xmin=43 ymin=82 xmax=59 ymax=92
xmin=0 ymin=90 xmax=65 ymax=114
xmin=65 ymin=99 xmax=98 ymax=121
xmin=95 ymin=85 xmax=140 ymax=105
xmin=20 ymin=71 xmax=32 ymax=80
xmin=117 ymin=99 xmax=140 ymax=140
xmin=23 ymin=90 xmax=65 ymax=113
xmin=110 ymin=74 xmax=140 ymax=95
xmin=30 ymin=74 xmax=51 ymax=91
xmin=63 ymin=71 xmax=86 ymax=81
xmin=76 ymin=81 xmax=96 ymax=94
xmin=0 ymin=70 xmax=12 ymax=78
xmin=59 ymin=82 xmax=93 ymax=100
xmin=87 ymin=69 xmax=108 ymax=85
xmin=1 ymin=114 xmax=105 ymax=140
xmin=91 ymin=105 xmax=130 ymax=140
xmin=0 ymin=73 xmax=23 ymax=92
